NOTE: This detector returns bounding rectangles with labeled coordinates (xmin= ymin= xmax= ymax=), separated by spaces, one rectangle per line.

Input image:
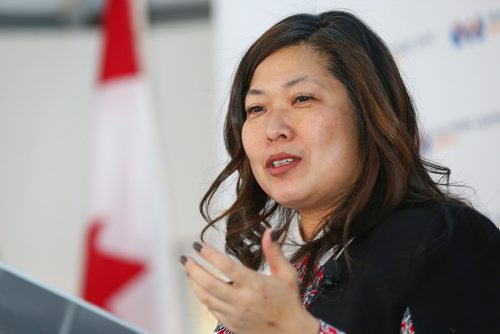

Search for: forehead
xmin=246 ymin=45 xmax=337 ymax=98
xmin=249 ymin=45 xmax=330 ymax=89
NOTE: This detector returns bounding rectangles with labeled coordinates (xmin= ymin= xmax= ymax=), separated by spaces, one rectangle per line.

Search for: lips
xmin=265 ymin=152 xmax=302 ymax=175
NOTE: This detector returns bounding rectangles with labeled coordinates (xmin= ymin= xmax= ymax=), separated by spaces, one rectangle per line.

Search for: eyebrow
xmin=246 ymin=75 xmax=310 ymax=96
xmin=284 ymin=75 xmax=309 ymax=88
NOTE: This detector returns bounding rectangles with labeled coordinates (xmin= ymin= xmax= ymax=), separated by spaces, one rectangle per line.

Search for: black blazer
xmin=308 ymin=201 xmax=500 ymax=333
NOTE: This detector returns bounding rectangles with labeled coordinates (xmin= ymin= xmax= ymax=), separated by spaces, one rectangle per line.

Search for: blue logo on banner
xmin=451 ymin=16 xmax=485 ymax=46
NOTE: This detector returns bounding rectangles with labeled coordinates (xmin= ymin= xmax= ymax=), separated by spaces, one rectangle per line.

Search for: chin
xmin=262 ymin=183 xmax=307 ymax=208
xmin=270 ymin=193 xmax=304 ymax=210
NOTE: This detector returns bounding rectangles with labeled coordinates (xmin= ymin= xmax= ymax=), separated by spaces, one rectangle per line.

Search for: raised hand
xmin=181 ymin=229 xmax=320 ymax=334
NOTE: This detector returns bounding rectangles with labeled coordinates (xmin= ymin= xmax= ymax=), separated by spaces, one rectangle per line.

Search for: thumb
xmin=262 ymin=229 xmax=297 ymax=283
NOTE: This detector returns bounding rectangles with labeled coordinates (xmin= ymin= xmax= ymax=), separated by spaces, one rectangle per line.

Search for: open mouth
xmin=271 ymin=158 xmax=295 ymax=167
xmin=265 ymin=153 xmax=302 ymax=175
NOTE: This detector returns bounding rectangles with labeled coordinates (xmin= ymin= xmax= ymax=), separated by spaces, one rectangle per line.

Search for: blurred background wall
xmin=0 ymin=0 xmax=498 ymax=333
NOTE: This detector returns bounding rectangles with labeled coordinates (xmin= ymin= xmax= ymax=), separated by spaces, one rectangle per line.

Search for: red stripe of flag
xmin=99 ymin=0 xmax=139 ymax=83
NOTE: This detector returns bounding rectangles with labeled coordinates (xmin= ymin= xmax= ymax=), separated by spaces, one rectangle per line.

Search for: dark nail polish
xmin=180 ymin=255 xmax=187 ymax=265
xmin=271 ymin=230 xmax=280 ymax=242
xmin=193 ymin=242 xmax=203 ymax=253
xmin=227 ymin=281 xmax=234 ymax=285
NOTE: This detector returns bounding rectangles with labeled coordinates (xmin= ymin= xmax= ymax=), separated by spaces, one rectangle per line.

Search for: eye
xmin=294 ymin=94 xmax=314 ymax=104
xmin=245 ymin=105 xmax=266 ymax=115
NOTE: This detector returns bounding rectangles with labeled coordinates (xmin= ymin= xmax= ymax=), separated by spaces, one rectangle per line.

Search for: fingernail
xmin=271 ymin=230 xmax=280 ymax=242
xmin=227 ymin=281 xmax=234 ymax=285
xmin=179 ymin=255 xmax=187 ymax=265
xmin=193 ymin=242 xmax=203 ymax=253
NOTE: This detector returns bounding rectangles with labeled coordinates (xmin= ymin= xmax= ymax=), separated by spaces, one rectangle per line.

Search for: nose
xmin=266 ymin=106 xmax=293 ymax=143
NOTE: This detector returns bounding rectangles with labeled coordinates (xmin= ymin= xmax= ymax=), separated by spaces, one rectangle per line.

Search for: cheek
xmin=242 ymin=123 xmax=268 ymax=184
xmin=314 ymin=116 xmax=359 ymax=174
xmin=330 ymin=129 xmax=359 ymax=182
xmin=241 ymin=123 xmax=258 ymax=163
xmin=241 ymin=123 xmax=251 ymax=155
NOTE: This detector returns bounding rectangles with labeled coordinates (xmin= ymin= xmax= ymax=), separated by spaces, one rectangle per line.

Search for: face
xmin=242 ymin=45 xmax=359 ymax=220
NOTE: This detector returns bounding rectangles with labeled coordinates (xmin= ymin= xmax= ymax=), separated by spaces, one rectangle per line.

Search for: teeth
xmin=272 ymin=158 xmax=294 ymax=167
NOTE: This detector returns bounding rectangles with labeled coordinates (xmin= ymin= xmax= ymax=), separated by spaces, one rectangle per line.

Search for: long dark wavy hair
xmin=200 ymin=10 xmax=464 ymax=291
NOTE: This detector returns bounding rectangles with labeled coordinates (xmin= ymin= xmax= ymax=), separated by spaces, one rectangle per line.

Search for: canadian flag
xmin=81 ymin=0 xmax=180 ymax=332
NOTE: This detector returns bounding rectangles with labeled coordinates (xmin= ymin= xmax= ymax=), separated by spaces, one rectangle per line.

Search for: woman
xmin=180 ymin=10 xmax=500 ymax=334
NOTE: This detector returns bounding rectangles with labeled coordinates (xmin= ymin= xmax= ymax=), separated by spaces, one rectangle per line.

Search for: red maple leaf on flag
xmin=82 ymin=219 xmax=146 ymax=308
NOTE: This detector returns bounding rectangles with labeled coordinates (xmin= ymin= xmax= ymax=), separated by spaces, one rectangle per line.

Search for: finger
xmin=182 ymin=256 xmax=235 ymax=303
xmin=262 ymin=229 xmax=297 ymax=283
xmin=193 ymin=241 xmax=253 ymax=284
xmin=187 ymin=274 xmax=232 ymax=314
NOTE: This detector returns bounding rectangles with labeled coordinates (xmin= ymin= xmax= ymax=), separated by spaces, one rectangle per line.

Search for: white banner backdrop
xmin=212 ymin=0 xmax=500 ymax=225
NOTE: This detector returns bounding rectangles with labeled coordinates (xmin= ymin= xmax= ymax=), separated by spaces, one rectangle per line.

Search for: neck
xmin=298 ymin=210 xmax=329 ymax=241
